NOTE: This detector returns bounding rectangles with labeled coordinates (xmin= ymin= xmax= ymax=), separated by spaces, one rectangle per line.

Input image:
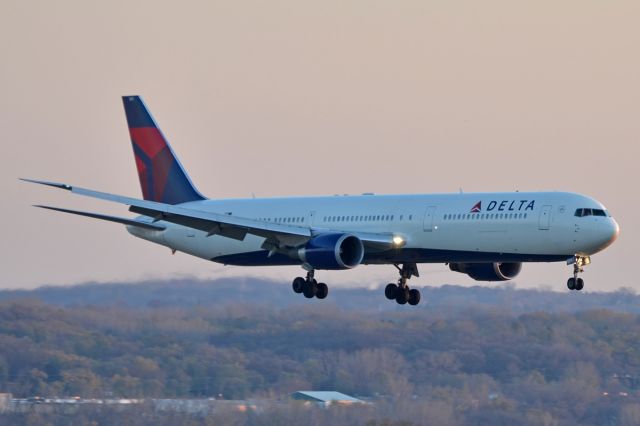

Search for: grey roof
xmin=292 ymin=391 xmax=363 ymax=403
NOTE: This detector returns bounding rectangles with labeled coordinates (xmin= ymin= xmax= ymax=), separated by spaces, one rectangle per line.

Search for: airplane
xmin=22 ymin=96 xmax=620 ymax=306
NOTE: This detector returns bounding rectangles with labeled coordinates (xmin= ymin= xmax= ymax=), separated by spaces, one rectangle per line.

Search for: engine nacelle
xmin=449 ymin=262 xmax=522 ymax=281
xmin=297 ymin=233 xmax=364 ymax=270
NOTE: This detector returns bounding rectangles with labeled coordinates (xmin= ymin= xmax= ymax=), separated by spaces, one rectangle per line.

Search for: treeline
xmin=1 ymin=277 xmax=639 ymax=314
xmin=0 ymin=279 xmax=639 ymax=425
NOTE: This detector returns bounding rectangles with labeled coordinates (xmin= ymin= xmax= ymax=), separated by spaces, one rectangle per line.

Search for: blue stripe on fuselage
xmin=211 ymin=248 xmax=570 ymax=266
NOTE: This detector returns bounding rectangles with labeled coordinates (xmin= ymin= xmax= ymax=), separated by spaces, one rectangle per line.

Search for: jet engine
xmin=297 ymin=233 xmax=364 ymax=270
xmin=449 ymin=262 xmax=522 ymax=281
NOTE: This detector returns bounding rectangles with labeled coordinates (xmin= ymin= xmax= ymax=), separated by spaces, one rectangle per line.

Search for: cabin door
xmin=423 ymin=206 xmax=437 ymax=232
xmin=538 ymin=205 xmax=552 ymax=230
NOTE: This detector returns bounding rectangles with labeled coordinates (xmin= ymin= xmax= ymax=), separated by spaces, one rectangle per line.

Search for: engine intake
xmin=298 ymin=233 xmax=364 ymax=270
xmin=449 ymin=262 xmax=522 ymax=281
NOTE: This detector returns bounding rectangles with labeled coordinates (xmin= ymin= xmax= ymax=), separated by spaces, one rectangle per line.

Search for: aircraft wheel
xmin=385 ymin=283 xmax=397 ymax=300
xmin=292 ymin=277 xmax=305 ymax=294
xmin=396 ymin=288 xmax=409 ymax=305
xmin=408 ymin=289 xmax=421 ymax=306
xmin=303 ymin=280 xmax=317 ymax=298
xmin=567 ymin=277 xmax=576 ymax=290
xmin=575 ymin=278 xmax=584 ymax=291
xmin=316 ymin=283 xmax=328 ymax=299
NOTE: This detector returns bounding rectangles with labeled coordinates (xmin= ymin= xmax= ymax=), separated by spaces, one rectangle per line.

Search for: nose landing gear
xmin=384 ymin=263 xmax=421 ymax=306
xmin=567 ymin=255 xmax=590 ymax=291
xmin=292 ymin=270 xmax=328 ymax=300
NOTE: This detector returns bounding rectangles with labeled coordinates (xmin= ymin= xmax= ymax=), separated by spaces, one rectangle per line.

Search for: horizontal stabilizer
xmin=20 ymin=178 xmax=72 ymax=190
xmin=34 ymin=205 xmax=166 ymax=231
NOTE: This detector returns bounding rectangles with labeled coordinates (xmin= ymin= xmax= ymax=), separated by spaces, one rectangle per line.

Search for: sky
xmin=1 ymin=0 xmax=638 ymax=291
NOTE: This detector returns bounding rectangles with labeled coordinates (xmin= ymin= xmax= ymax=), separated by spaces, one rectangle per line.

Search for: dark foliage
xmin=0 ymin=279 xmax=639 ymax=425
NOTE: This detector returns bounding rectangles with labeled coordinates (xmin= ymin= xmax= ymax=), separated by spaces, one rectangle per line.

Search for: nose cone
xmin=597 ymin=219 xmax=620 ymax=250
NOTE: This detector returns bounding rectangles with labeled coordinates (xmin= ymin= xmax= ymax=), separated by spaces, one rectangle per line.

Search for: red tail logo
xmin=470 ymin=201 xmax=482 ymax=213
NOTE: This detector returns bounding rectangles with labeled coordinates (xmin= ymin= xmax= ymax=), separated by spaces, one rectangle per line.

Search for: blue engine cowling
xmin=298 ymin=233 xmax=364 ymax=270
xmin=449 ymin=262 xmax=522 ymax=281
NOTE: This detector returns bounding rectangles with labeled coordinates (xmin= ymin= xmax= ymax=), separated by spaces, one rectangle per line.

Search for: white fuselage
xmin=127 ymin=191 xmax=619 ymax=268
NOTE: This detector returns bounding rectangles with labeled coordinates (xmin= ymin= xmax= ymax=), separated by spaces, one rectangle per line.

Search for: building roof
xmin=292 ymin=391 xmax=363 ymax=403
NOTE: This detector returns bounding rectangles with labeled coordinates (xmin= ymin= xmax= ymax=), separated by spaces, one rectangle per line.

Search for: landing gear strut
xmin=384 ymin=263 xmax=421 ymax=306
xmin=567 ymin=255 xmax=590 ymax=291
xmin=292 ymin=270 xmax=328 ymax=300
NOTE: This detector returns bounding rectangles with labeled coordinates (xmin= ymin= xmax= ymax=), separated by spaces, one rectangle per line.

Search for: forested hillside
xmin=0 ymin=279 xmax=639 ymax=425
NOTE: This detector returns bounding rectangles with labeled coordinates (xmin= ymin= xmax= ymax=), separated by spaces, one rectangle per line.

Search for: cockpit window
xmin=575 ymin=208 xmax=607 ymax=217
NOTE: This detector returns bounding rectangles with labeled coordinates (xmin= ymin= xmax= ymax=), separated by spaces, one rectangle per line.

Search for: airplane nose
xmin=600 ymin=219 xmax=620 ymax=247
xmin=610 ymin=219 xmax=620 ymax=242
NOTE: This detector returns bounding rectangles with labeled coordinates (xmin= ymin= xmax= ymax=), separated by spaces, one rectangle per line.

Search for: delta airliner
xmin=23 ymin=96 xmax=620 ymax=305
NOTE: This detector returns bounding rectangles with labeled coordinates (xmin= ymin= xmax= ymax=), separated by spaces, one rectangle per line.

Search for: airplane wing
xmin=34 ymin=205 xmax=166 ymax=231
xmin=22 ymin=179 xmax=404 ymax=251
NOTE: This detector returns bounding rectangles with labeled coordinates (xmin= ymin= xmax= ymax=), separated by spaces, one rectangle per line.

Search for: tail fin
xmin=122 ymin=96 xmax=206 ymax=204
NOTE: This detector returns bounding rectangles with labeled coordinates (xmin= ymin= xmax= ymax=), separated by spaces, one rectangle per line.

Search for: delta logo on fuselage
xmin=470 ymin=200 xmax=535 ymax=213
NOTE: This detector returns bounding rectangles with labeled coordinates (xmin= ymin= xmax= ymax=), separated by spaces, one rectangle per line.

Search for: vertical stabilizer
xmin=122 ymin=96 xmax=206 ymax=204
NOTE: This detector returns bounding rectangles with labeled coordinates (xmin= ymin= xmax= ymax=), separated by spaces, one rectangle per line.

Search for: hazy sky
xmin=1 ymin=1 xmax=638 ymax=291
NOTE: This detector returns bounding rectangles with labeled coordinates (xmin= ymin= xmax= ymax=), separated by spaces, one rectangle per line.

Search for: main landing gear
xmin=567 ymin=255 xmax=590 ymax=291
xmin=292 ymin=270 xmax=328 ymax=300
xmin=384 ymin=263 xmax=421 ymax=306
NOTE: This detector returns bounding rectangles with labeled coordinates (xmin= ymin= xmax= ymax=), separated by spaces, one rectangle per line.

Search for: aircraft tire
xmin=316 ymin=283 xmax=328 ymax=299
xmin=575 ymin=278 xmax=584 ymax=291
xmin=567 ymin=278 xmax=576 ymax=290
xmin=408 ymin=289 xmax=421 ymax=306
xmin=292 ymin=277 xmax=305 ymax=294
xmin=385 ymin=283 xmax=397 ymax=300
xmin=396 ymin=288 xmax=408 ymax=305
xmin=303 ymin=280 xmax=317 ymax=298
